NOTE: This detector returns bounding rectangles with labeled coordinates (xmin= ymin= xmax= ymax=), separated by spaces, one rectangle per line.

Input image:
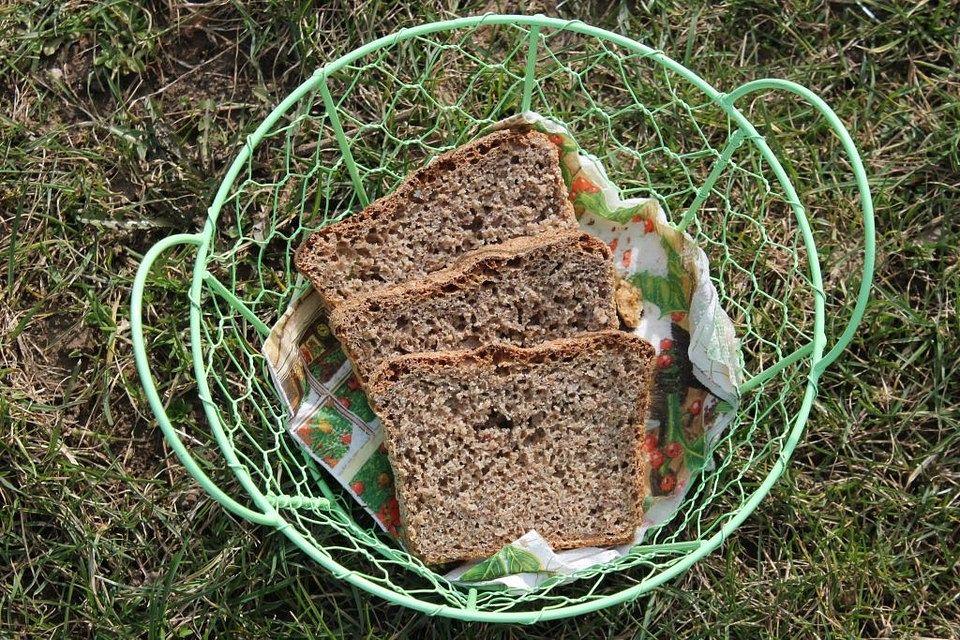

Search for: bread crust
xmin=294 ymin=128 xmax=576 ymax=309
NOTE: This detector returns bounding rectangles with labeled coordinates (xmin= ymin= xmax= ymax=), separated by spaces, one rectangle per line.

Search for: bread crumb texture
xmin=369 ymin=331 xmax=655 ymax=565
xmin=330 ymin=231 xmax=618 ymax=382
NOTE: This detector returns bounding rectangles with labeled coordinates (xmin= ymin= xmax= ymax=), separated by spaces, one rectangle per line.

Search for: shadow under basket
xmin=130 ymin=14 xmax=875 ymax=623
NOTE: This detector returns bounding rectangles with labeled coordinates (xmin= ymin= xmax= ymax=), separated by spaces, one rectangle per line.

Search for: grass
xmin=1 ymin=0 xmax=958 ymax=637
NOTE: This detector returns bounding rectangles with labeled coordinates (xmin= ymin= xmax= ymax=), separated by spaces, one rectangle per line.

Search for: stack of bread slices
xmin=295 ymin=128 xmax=655 ymax=565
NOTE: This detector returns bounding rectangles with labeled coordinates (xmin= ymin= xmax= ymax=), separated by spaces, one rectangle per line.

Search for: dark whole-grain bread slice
xmin=294 ymin=128 xmax=577 ymax=309
xmin=367 ymin=331 xmax=655 ymax=565
xmin=329 ymin=230 xmax=618 ymax=385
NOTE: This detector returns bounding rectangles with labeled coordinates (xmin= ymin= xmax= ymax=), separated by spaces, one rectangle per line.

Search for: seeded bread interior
xmin=367 ymin=331 xmax=655 ymax=565
xmin=294 ymin=128 xmax=577 ymax=309
xmin=329 ymin=230 xmax=619 ymax=385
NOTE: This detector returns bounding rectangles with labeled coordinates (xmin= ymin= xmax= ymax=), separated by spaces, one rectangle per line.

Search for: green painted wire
xmin=130 ymin=14 xmax=875 ymax=623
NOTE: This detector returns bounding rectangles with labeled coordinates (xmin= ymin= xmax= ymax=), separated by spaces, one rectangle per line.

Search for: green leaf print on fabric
xmin=664 ymin=236 xmax=686 ymax=281
xmin=665 ymin=392 xmax=685 ymax=445
xmin=683 ymin=434 xmax=707 ymax=473
xmin=628 ymin=237 xmax=690 ymax=317
xmin=299 ymin=406 xmax=354 ymax=468
xmin=572 ymin=190 xmax=647 ymax=224
xmin=459 ymin=545 xmax=544 ymax=582
xmin=715 ymin=400 xmax=734 ymax=414
xmin=333 ymin=376 xmax=376 ymax=422
xmin=629 ymin=272 xmax=688 ymax=316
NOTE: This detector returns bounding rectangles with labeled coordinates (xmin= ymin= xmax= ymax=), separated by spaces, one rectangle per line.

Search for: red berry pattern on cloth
xmin=350 ymin=449 xmax=397 ymax=533
xmin=643 ymin=432 xmax=658 ymax=453
xmin=660 ymin=473 xmax=676 ymax=493
xmin=689 ymin=400 xmax=703 ymax=416
xmin=333 ymin=377 xmax=376 ymax=422
xmin=297 ymin=426 xmax=314 ymax=447
xmin=658 ymin=354 xmax=673 ymax=368
xmin=649 ymin=449 xmax=665 ymax=469
xmin=671 ymin=311 xmax=686 ymax=322
xmin=570 ymin=175 xmax=600 ymax=198
xmin=302 ymin=406 xmax=353 ymax=467
xmin=644 ymin=218 xmax=655 ymax=233
xmin=377 ymin=496 xmax=401 ymax=536
xmin=608 ymin=238 xmax=618 ymax=253
xmin=621 ymin=249 xmax=632 ymax=268
xmin=660 ymin=338 xmax=674 ymax=351
xmin=665 ymin=442 xmax=683 ymax=459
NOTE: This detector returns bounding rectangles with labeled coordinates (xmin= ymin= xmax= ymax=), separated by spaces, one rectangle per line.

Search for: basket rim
xmin=131 ymin=13 xmax=875 ymax=623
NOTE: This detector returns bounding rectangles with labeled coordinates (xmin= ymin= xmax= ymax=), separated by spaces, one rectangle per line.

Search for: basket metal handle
xmin=724 ymin=78 xmax=876 ymax=373
xmin=130 ymin=233 xmax=278 ymax=527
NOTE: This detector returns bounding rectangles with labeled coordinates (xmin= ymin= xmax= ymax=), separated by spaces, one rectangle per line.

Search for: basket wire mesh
xmin=130 ymin=15 xmax=875 ymax=622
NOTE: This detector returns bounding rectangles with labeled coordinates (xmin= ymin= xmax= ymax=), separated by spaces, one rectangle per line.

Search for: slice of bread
xmin=294 ymin=129 xmax=577 ymax=309
xmin=367 ymin=331 xmax=655 ymax=565
xmin=329 ymin=230 xmax=619 ymax=385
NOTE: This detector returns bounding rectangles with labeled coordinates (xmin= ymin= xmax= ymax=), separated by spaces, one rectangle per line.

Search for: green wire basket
xmin=130 ymin=15 xmax=875 ymax=623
